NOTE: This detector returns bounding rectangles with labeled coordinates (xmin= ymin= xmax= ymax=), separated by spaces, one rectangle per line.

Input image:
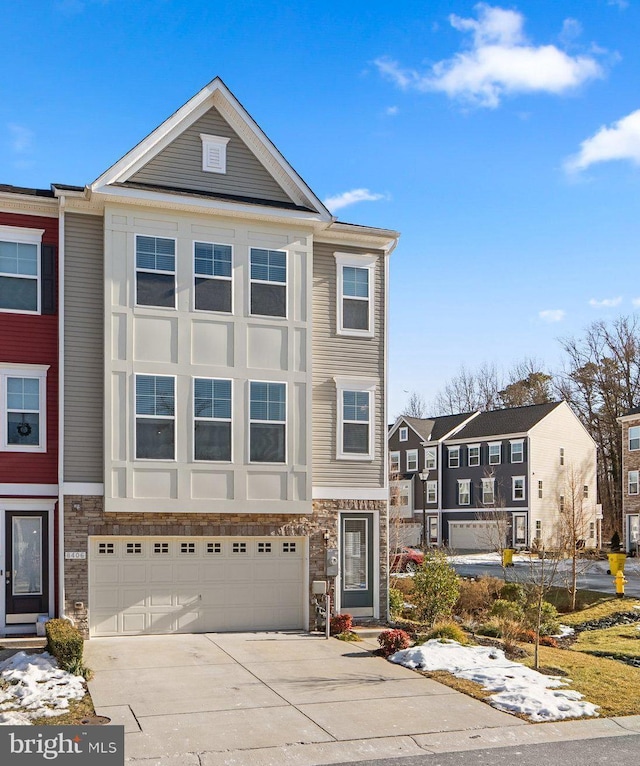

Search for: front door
xmin=628 ymin=515 xmax=639 ymax=554
xmin=5 ymin=511 xmax=48 ymax=623
xmin=340 ymin=513 xmax=374 ymax=611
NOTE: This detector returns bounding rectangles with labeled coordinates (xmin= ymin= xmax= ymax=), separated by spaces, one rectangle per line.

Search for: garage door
xmin=448 ymin=522 xmax=504 ymax=551
xmin=89 ymin=536 xmax=305 ymax=637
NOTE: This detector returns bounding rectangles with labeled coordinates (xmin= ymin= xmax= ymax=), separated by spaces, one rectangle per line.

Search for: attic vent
xmin=200 ymin=134 xmax=230 ymax=174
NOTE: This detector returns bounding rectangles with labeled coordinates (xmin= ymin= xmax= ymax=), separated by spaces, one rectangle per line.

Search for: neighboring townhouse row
xmin=618 ymin=407 xmax=640 ymax=552
xmin=0 ymin=78 xmax=399 ymax=637
xmin=388 ymin=401 xmax=598 ymax=552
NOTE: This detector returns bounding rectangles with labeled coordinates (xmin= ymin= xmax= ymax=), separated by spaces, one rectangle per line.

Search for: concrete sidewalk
xmin=84 ymin=632 xmax=640 ymax=766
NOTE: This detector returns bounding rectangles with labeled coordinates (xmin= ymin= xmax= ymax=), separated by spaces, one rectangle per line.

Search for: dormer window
xmin=200 ymin=134 xmax=230 ymax=174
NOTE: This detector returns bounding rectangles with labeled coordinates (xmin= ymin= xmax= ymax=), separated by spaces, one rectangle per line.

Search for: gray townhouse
xmin=389 ymin=401 xmax=598 ymax=553
xmin=1 ymin=77 xmax=399 ymax=637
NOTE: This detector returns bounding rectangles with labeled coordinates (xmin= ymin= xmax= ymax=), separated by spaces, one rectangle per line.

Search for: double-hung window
xmin=194 ymin=242 xmax=232 ymax=312
xmin=389 ymin=451 xmax=400 ymax=474
xmin=629 ymin=471 xmax=639 ymax=496
xmin=250 ymin=248 xmax=286 ymax=317
xmin=335 ymin=253 xmax=375 ymax=336
xmin=335 ymin=377 xmax=376 ymax=460
xmin=448 ymin=446 xmax=460 ymax=468
xmin=0 ymin=365 xmax=48 ymax=451
xmin=406 ymin=449 xmax=418 ymax=472
xmin=136 ymin=235 xmax=176 ymax=308
xmin=630 ymin=427 xmax=640 ymax=451
xmin=135 ymin=374 xmax=175 ymax=459
xmin=510 ymin=440 xmax=524 ymax=463
xmin=250 ymin=381 xmax=286 ymax=462
xmin=0 ymin=226 xmax=43 ymax=313
xmin=481 ymin=477 xmax=495 ymax=505
xmin=488 ymin=442 xmax=501 ymax=465
xmin=458 ymin=479 xmax=470 ymax=505
xmin=467 ymin=444 xmax=480 ymax=466
xmin=426 ymin=480 xmax=437 ymax=504
xmin=194 ymin=378 xmax=232 ymax=461
xmin=512 ymin=476 xmax=525 ymax=501
xmin=399 ymin=427 xmax=408 ymax=442
xmin=425 ymin=446 xmax=437 ymax=470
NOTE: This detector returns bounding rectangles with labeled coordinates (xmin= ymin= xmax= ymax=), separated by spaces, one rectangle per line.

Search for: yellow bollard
xmin=614 ymin=569 xmax=626 ymax=598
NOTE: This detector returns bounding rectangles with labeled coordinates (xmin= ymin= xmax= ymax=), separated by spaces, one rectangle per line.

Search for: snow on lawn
xmin=0 ymin=651 xmax=86 ymax=725
xmin=390 ymin=640 xmax=599 ymax=723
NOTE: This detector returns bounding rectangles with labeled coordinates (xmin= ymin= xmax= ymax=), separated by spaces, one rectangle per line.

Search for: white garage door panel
xmin=449 ymin=521 xmax=503 ymax=551
xmin=89 ymin=536 xmax=306 ymax=636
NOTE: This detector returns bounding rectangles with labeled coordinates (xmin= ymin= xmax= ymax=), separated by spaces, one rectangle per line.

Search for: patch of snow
xmin=0 ymin=651 xmax=86 ymax=725
xmin=390 ymin=640 xmax=599 ymax=723
xmin=552 ymin=625 xmax=575 ymax=638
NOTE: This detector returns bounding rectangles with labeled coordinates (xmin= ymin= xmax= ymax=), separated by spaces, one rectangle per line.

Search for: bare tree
xmin=432 ymin=363 xmax=501 ymax=415
xmin=557 ymin=316 xmax=640 ymax=536
xmin=401 ymin=390 xmax=428 ymax=419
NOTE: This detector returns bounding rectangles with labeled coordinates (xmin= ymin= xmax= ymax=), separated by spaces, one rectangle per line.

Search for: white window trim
xmin=406 ymin=449 xmax=418 ymax=472
xmin=335 ymin=252 xmax=375 ymax=338
xmin=629 ymin=471 xmax=639 ymax=496
xmin=389 ymin=451 xmax=400 ymax=474
xmin=481 ymin=477 xmax=495 ymax=505
xmin=467 ymin=444 xmax=480 ymax=467
xmin=399 ymin=426 xmax=408 ymax=442
xmin=448 ymin=446 xmax=460 ymax=468
xmin=135 ymin=234 xmax=177 ymax=310
xmin=249 ymin=247 xmax=288 ymax=320
xmin=457 ymin=478 xmax=471 ymax=506
xmin=426 ymin=480 xmax=437 ymax=504
xmin=0 ymin=364 xmax=49 ymax=452
xmin=424 ymin=446 xmax=437 ymax=470
xmin=0 ymin=225 xmax=44 ymax=316
xmin=134 ymin=373 xmax=176 ymax=461
xmin=193 ymin=241 xmax=233 ymax=314
xmin=193 ymin=377 xmax=233 ymax=463
xmin=248 ymin=379 xmax=288 ymax=464
xmin=510 ymin=439 xmax=524 ymax=463
xmin=512 ymin=476 xmax=525 ymax=501
xmin=200 ymin=133 xmax=230 ymax=174
xmin=488 ymin=442 xmax=502 ymax=465
xmin=334 ymin=376 xmax=376 ymax=461
xmin=630 ymin=427 xmax=640 ymax=452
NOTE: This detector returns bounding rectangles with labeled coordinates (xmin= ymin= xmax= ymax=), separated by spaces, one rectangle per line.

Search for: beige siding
xmin=529 ymin=402 xmax=597 ymax=548
xmin=64 ymin=213 xmax=104 ymax=482
xmin=130 ymin=106 xmax=293 ymax=204
xmin=312 ymin=243 xmax=385 ymax=488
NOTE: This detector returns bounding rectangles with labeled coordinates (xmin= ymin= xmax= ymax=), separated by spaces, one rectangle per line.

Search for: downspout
xmin=383 ymin=249 xmax=390 ymax=622
xmin=57 ymin=195 xmax=66 ymax=621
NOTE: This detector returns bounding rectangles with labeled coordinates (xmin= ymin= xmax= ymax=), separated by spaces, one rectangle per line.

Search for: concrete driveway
xmin=85 ymin=631 xmax=529 ymax=764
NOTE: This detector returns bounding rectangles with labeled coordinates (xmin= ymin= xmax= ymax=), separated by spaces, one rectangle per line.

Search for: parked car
xmin=391 ymin=547 xmax=424 ymax=573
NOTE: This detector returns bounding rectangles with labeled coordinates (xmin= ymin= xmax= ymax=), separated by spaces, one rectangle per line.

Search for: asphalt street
xmin=450 ymin=558 xmax=640 ymax=598
xmin=332 ymin=733 xmax=640 ymax=766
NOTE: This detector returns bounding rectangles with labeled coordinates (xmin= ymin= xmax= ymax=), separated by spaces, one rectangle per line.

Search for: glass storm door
xmin=5 ymin=512 xmax=48 ymax=621
xmin=513 ymin=514 xmax=527 ymax=547
xmin=340 ymin=513 xmax=374 ymax=609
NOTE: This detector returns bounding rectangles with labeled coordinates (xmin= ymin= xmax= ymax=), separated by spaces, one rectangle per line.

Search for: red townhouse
xmin=0 ymin=185 xmax=59 ymax=635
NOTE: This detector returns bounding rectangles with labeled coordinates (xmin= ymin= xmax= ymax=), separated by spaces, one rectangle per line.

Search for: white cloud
xmin=560 ymin=18 xmax=583 ymax=46
xmin=323 ymin=188 xmax=387 ymax=212
xmin=589 ymin=297 xmax=622 ymax=308
xmin=374 ymin=3 xmax=603 ymax=108
xmin=565 ymin=109 xmax=640 ymax=172
xmin=385 ymin=106 xmax=399 ymax=116
xmin=632 ymin=298 xmax=640 ymax=307
xmin=8 ymin=124 xmax=33 ymax=154
xmin=539 ymin=309 xmax=565 ymax=323
xmin=608 ymin=0 xmax=629 ymax=10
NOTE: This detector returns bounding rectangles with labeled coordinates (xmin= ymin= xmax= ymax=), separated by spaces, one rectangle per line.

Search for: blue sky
xmin=2 ymin=1 xmax=640 ymax=417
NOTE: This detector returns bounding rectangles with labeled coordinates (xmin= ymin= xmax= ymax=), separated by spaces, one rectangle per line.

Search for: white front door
xmin=627 ymin=515 xmax=639 ymax=553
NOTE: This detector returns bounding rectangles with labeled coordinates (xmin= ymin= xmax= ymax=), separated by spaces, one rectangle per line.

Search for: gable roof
xmin=90 ymin=77 xmax=333 ymax=220
xmin=450 ymin=402 xmax=562 ymax=440
xmin=389 ymin=412 xmax=478 ymax=443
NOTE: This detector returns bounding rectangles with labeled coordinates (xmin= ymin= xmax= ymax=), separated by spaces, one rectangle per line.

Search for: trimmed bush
xmin=490 ymin=598 xmax=524 ymax=622
xmin=330 ymin=613 xmax=353 ymax=635
xmin=524 ymin=600 xmax=560 ymax=636
xmin=378 ymin=628 xmax=411 ymax=658
xmin=500 ymin=582 xmax=525 ymax=605
xmin=45 ymin=618 xmax=84 ymax=672
xmin=421 ymin=621 xmax=467 ymax=644
xmin=412 ymin=550 xmax=460 ymax=626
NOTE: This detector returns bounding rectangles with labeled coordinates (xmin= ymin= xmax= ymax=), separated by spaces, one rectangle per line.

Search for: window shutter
xmin=41 ymin=244 xmax=57 ymax=315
